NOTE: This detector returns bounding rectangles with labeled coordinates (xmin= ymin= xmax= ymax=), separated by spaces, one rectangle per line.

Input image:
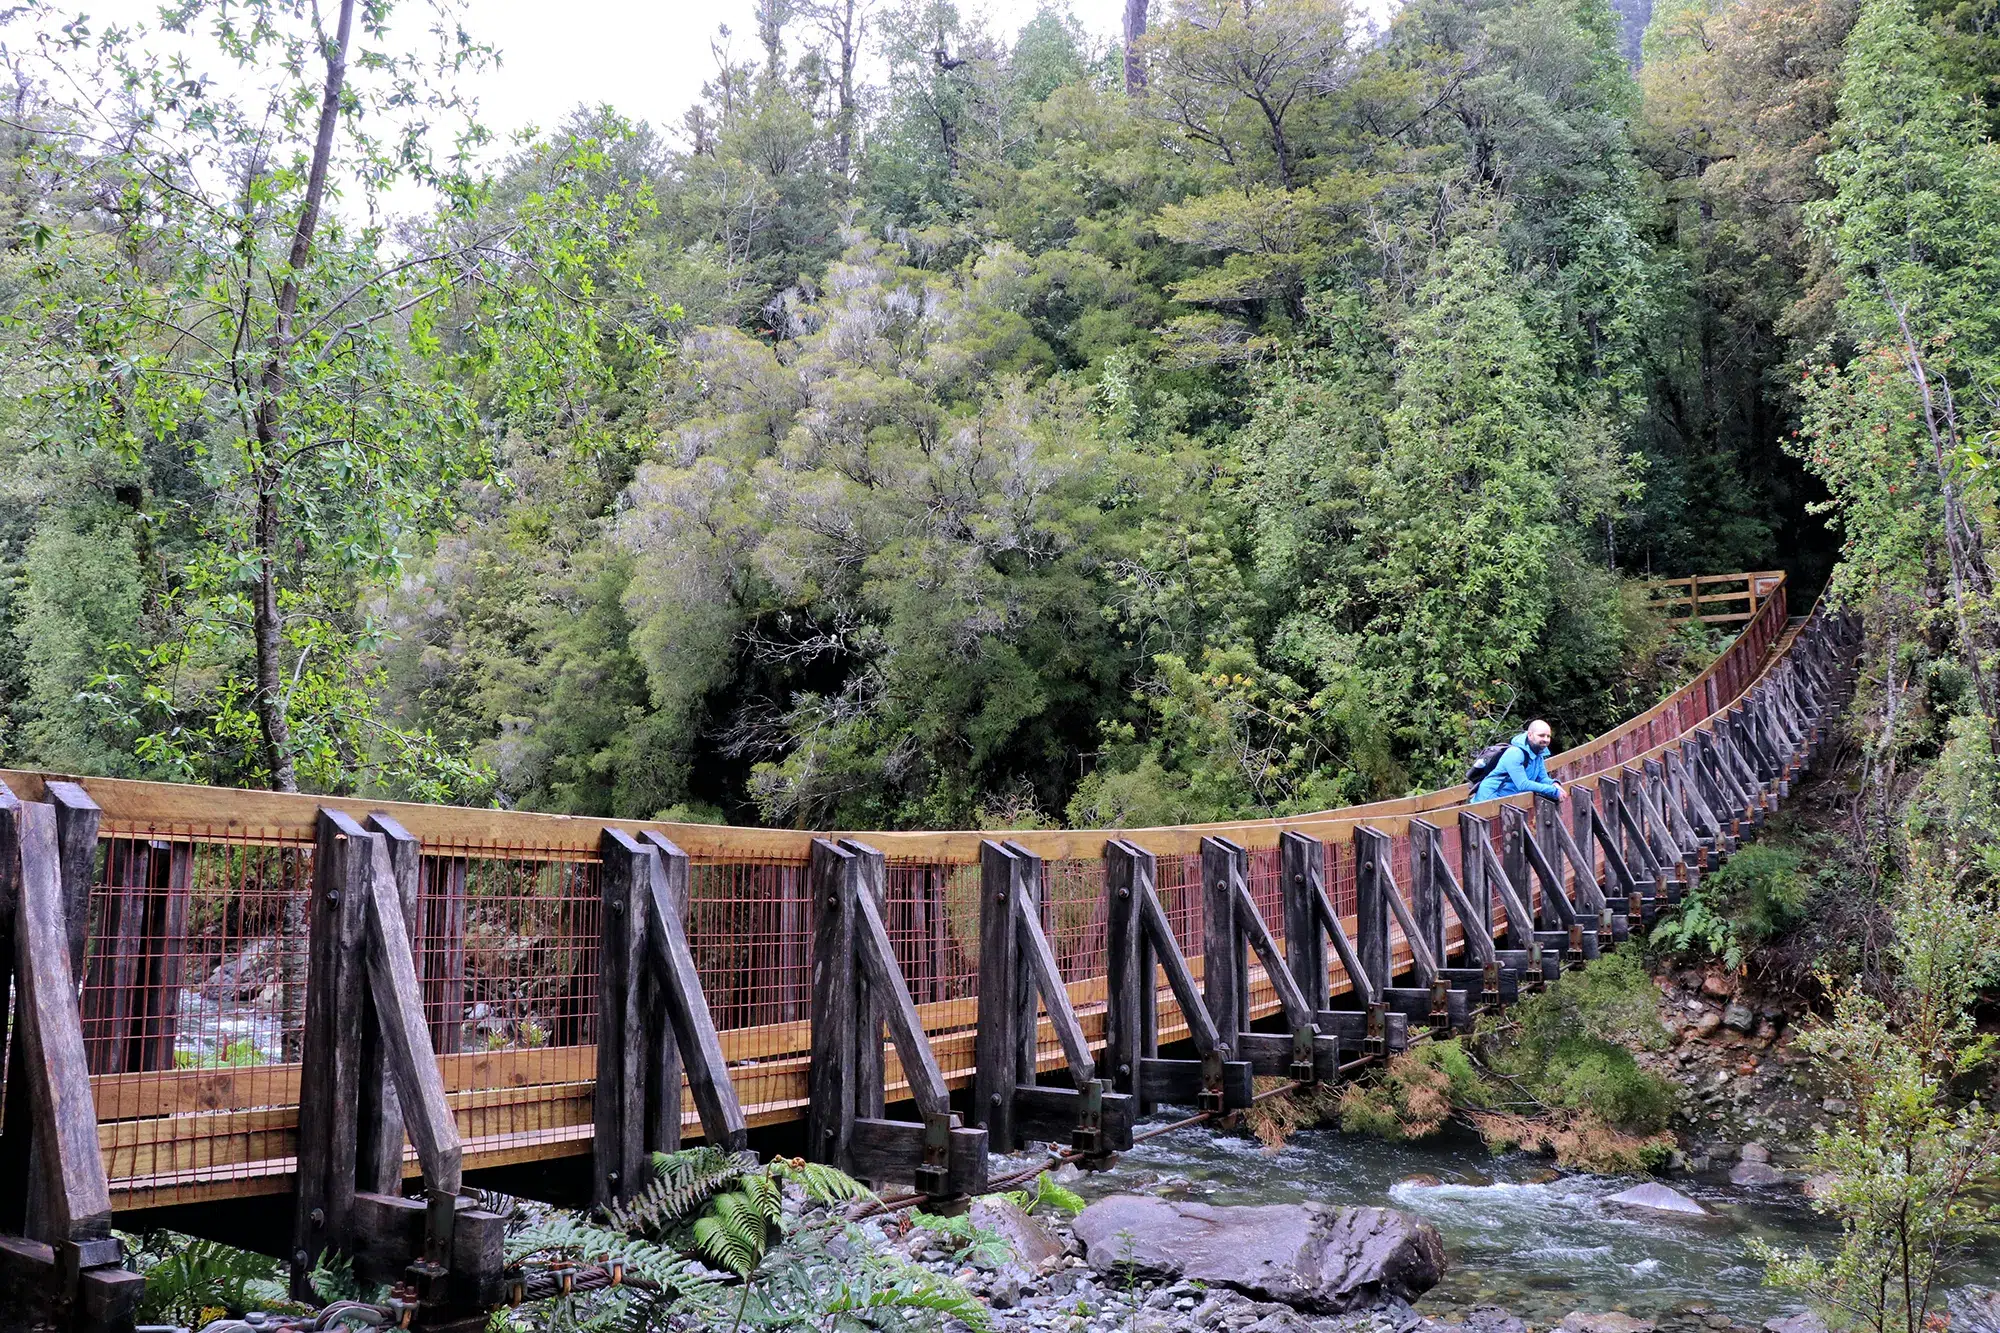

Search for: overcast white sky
xmin=459 ymin=0 xmax=1122 ymax=144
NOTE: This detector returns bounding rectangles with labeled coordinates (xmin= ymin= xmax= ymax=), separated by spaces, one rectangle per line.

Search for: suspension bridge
xmin=0 ymin=571 xmax=1855 ymax=1332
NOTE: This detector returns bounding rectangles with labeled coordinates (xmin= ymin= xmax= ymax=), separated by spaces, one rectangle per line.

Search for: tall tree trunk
xmin=250 ymin=0 xmax=355 ymax=796
xmin=1892 ymin=300 xmax=2000 ymax=751
xmin=1124 ymin=0 xmax=1149 ymax=94
xmin=836 ymin=0 xmax=860 ymax=177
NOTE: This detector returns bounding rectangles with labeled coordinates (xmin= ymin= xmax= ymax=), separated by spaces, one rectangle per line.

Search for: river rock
xmin=1447 ymin=1307 xmax=1530 ymax=1333
xmin=1071 ymin=1196 xmax=1446 ymax=1314
xmin=1702 ymin=971 xmax=1734 ymax=999
xmin=968 ymin=1197 xmax=1064 ymax=1267
xmin=1764 ymin=1312 xmax=1829 ymax=1333
xmin=1561 ymin=1312 xmax=1656 ymax=1333
xmin=1730 ymin=1160 xmax=1785 ymax=1187
xmin=1740 ymin=1142 xmax=1770 ymax=1164
xmin=1693 ymin=1011 xmax=1724 ymax=1039
xmin=1723 ymin=1001 xmax=1757 ymax=1034
xmin=1948 ymin=1285 xmax=2000 ymax=1333
xmin=1605 ymin=1183 xmax=1709 ymax=1217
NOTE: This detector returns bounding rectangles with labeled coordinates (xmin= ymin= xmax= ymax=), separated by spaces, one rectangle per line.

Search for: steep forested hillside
xmin=4 ymin=0 xmax=1981 ymax=832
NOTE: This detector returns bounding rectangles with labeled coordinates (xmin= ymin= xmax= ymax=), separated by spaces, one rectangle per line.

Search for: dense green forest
xmin=0 ymin=0 xmax=1988 ymax=833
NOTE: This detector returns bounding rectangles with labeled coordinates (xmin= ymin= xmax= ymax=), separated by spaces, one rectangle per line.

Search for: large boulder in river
xmin=1562 ymin=1313 xmax=1656 ymax=1333
xmin=1071 ymin=1196 xmax=1446 ymax=1314
xmin=1948 ymin=1286 xmax=2000 ymax=1333
xmin=1730 ymin=1160 xmax=1786 ymax=1187
xmin=966 ymin=1197 xmax=1063 ymax=1267
xmin=1605 ymin=1183 xmax=1709 ymax=1217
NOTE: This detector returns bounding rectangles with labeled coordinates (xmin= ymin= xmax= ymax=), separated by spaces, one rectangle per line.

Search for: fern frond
xmin=742 ymin=1172 xmax=783 ymax=1227
xmin=136 ymin=1236 xmax=295 ymax=1322
xmin=691 ymin=1195 xmax=764 ymax=1279
xmin=769 ymin=1157 xmax=875 ymax=1206
xmin=813 ymin=1266 xmax=993 ymax=1330
xmin=1033 ymin=1172 xmax=1086 ymax=1217
xmin=604 ymin=1147 xmax=755 ymax=1237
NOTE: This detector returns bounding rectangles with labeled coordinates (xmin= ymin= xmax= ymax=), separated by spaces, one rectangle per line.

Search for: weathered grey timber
xmin=974 ymin=839 xmax=1130 ymax=1155
xmin=810 ymin=837 xmax=989 ymax=1197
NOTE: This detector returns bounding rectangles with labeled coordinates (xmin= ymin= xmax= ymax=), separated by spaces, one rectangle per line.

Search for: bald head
xmin=1526 ymin=719 xmax=1553 ymax=750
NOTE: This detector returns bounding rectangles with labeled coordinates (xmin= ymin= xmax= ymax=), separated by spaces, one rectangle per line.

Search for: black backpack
xmin=1465 ymin=738 xmax=1528 ymax=785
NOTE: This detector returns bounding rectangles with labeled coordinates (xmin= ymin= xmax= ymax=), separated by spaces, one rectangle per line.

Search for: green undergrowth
xmin=1295 ymin=951 xmax=1678 ymax=1171
xmin=1651 ymin=841 xmax=1816 ymax=969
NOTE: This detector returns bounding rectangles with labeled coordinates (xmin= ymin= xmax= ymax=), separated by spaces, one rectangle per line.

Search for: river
xmin=1073 ymin=1120 xmax=1860 ymax=1326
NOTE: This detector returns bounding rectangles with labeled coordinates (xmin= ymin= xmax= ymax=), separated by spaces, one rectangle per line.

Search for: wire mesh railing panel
xmin=84 ymin=827 xmax=313 ymax=1201
xmin=883 ymin=861 xmax=977 ymax=1008
xmin=1324 ymin=837 xmax=1357 ymax=918
xmin=1155 ymin=851 xmax=1201 ymax=957
xmin=1044 ymin=857 xmax=1107 ymax=988
xmin=1246 ymin=845 xmax=1282 ymax=943
xmin=685 ymin=855 xmax=813 ymax=1120
xmin=434 ymin=849 xmax=602 ymax=1059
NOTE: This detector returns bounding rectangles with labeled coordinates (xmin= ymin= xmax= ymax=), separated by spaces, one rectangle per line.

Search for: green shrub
xmin=1714 ymin=844 xmax=1808 ymax=944
xmin=1651 ymin=842 xmax=1810 ymax=965
xmin=1482 ymin=951 xmax=1676 ymax=1133
xmin=1338 ymin=1038 xmax=1491 ymax=1141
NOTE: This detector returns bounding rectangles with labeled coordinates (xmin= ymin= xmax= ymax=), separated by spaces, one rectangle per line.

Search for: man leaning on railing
xmin=1472 ymin=719 xmax=1566 ymax=803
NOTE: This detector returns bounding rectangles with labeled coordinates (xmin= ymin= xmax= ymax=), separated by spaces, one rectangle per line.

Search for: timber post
xmin=0 ymin=789 xmax=142 ymax=1333
xmin=807 ymin=838 xmax=987 ymax=1199
xmin=297 ymin=808 xmax=502 ymax=1322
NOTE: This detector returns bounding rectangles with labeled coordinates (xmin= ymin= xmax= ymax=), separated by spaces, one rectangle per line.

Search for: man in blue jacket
xmin=1474 ymin=718 xmax=1565 ymax=803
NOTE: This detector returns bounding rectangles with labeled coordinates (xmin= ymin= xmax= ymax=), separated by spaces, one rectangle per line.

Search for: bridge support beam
xmin=290 ymin=808 xmax=506 ymax=1324
xmin=974 ymin=840 xmax=1132 ymax=1157
xmin=1277 ymin=831 xmax=1404 ymax=1061
xmin=806 ymin=839 xmax=986 ymax=1200
xmin=1102 ymin=839 xmax=1255 ymax=1113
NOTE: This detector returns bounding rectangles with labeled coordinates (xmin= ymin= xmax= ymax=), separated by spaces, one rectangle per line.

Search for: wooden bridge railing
xmin=0 ymin=571 xmax=1857 ymax=1333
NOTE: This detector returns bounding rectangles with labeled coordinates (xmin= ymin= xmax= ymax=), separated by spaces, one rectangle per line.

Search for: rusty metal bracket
xmin=914 ymin=1112 xmax=952 ymax=1197
xmin=1290 ymin=1025 xmax=1317 ymax=1083
xmin=1363 ymin=1002 xmax=1387 ymax=1058
xmin=1072 ymin=1079 xmax=1105 ymax=1155
xmin=1198 ymin=1051 xmax=1226 ymax=1114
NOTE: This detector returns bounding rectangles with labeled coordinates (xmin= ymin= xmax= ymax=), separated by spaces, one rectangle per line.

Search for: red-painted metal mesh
xmin=83 ymin=825 xmax=312 ymax=1206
